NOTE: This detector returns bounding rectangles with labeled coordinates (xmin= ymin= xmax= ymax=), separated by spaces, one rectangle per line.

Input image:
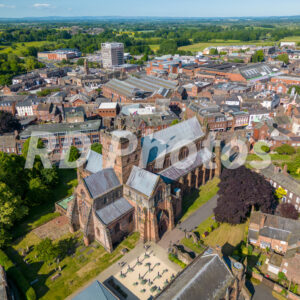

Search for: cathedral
xmin=68 ymin=117 xmax=221 ymax=252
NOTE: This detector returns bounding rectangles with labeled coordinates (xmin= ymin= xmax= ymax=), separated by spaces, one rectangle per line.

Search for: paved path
xmin=179 ymin=195 xmax=219 ymax=232
xmin=158 ymin=194 xmax=219 ymax=249
xmin=253 ymin=283 xmax=276 ymax=300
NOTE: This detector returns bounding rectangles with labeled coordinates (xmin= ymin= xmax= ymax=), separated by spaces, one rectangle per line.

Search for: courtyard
xmin=111 ymin=244 xmax=179 ymax=300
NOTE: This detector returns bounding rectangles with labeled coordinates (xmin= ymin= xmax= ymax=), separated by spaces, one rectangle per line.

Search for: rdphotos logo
xmin=24 ymin=130 xmax=273 ymax=172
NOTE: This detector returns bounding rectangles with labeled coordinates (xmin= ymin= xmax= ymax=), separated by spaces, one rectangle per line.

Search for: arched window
xmin=115 ymin=223 xmax=120 ymax=233
xmin=96 ymin=228 xmax=100 ymax=236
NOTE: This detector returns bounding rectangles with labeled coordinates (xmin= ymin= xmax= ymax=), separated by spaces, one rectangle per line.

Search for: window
xmin=96 ymin=228 xmax=100 ymax=236
xmin=115 ymin=223 xmax=120 ymax=233
xmin=289 ymin=193 xmax=293 ymax=199
xmin=129 ymin=215 xmax=133 ymax=223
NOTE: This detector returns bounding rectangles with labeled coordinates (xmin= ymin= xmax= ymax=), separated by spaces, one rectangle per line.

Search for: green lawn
xmin=203 ymin=221 xmax=248 ymax=255
xmin=12 ymin=169 xmax=78 ymax=239
xmin=180 ymin=177 xmax=220 ymax=222
xmin=179 ymin=40 xmax=275 ymax=52
xmin=149 ymin=44 xmax=160 ymax=52
xmin=280 ymin=36 xmax=300 ymax=42
xmin=182 ymin=216 xmax=248 ymax=256
xmin=0 ymin=41 xmax=56 ymax=55
xmin=6 ymin=231 xmax=140 ymax=300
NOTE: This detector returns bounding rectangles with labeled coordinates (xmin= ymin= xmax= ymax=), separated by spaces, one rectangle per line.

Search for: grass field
xmin=0 ymin=41 xmax=56 ymax=56
xmin=182 ymin=216 xmax=248 ymax=256
xmin=149 ymin=44 xmax=160 ymax=52
xmin=203 ymin=221 xmax=248 ymax=254
xmin=7 ymin=231 xmax=140 ymax=300
xmin=180 ymin=177 xmax=220 ymax=222
xmin=179 ymin=40 xmax=276 ymax=52
xmin=280 ymin=36 xmax=300 ymax=42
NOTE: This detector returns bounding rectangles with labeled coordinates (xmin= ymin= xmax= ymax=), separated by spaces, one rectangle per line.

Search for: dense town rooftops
xmin=250 ymin=211 xmax=300 ymax=245
xmin=259 ymin=164 xmax=300 ymax=197
xmin=19 ymin=120 xmax=101 ymax=139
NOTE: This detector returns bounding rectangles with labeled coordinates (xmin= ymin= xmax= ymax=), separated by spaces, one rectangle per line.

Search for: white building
xmin=101 ymin=42 xmax=124 ymax=68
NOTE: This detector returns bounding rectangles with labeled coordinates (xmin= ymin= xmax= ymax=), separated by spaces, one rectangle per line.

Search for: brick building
xmin=68 ymin=117 xmax=221 ymax=251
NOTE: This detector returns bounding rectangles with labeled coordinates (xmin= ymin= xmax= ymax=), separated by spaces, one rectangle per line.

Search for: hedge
xmin=0 ymin=249 xmax=36 ymax=300
xmin=168 ymin=253 xmax=187 ymax=269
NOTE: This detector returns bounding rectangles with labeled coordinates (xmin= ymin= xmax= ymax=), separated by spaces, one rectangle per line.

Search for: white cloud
xmin=33 ymin=3 xmax=51 ymax=8
xmin=0 ymin=4 xmax=16 ymax=8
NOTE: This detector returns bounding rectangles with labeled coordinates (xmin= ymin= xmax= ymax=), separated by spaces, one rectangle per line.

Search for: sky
xmin=0 ymin=0 xmax=300 ymax=18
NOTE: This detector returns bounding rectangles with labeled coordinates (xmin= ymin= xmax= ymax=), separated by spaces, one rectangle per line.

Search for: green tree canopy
xmin=251 ymin=50 xmax=264 ymax=62
xmin=275 ymin=144 xmax=296 ymax=155
xmin=277 ymin=53 xmax=289 ymax=64
xmin=35 ymin=238 xmax=59 ymax=263
xmin=0 ymin=182 xmax=28 ymax=227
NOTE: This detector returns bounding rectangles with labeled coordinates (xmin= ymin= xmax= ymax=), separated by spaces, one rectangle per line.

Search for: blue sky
xmin=0 ymin=0 xmax=299 ymax=18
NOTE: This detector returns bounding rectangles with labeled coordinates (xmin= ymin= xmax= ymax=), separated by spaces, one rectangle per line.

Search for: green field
xmin=179 ymin=40 xmax=276 ymax=53
xmin=280 ymin=36 xmax=300 ymax=42
xmin=6 ymin=231 xmax=140 ymax=300
xmin=149 ymin=44 xmax=160 ymax=52
xmin=0 ymin=41 xmax=56 ymax=56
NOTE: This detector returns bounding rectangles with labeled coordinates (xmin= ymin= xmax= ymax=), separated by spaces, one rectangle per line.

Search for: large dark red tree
xmin=214 ymin=166 xmax=277 ymax=224
xmin=278 ymin=203 xmax=299 ymax=220
xmin=0 ymin=111 xmax=21 ymax=134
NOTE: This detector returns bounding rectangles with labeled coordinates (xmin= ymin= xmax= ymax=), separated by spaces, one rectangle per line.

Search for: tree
xmin=214 ymin=166 xmax=277 ymax=224
xmin=35 ymin=238 xmax=59 ymax=262
xmin=158 ymin=40 xmax=178 ymax=55
xmin=209 ymin=48 xmax=219 ymax=55
xmin=261 ymin=145 xmax=270 ymax=153
xmin=24 ymin=56 xmax=44 ymax=72
xmin=26 ymin=177 xmax=50 ymax=205
xmin=278 ymin=271 xmax=288 ymax=284
xmin=77 ymin=58 xmax=85 ymax=66
xmin=277 ymin=53 xmax=289 ymax=64
xmin=0 ymin=182 xmax=28 ymax=227
xmin=252 ymin=50 xmax=264 ymax=62
xmin=275 ymin=144 xmax=296 ymax=155
xmin=278 ymin=203 xmax=299 ymax=220
xmin=275 ymin=187 xmax=287 ymax=200
xmin=0 ymin=153 xmax=28 ymax=198
xmin=0 ymin=111 xmax=21 ymax=134
xmin=68 ymin=146 xmax=80 ymax=162
xmin=91 ymin=143 xmax=102 ymax=155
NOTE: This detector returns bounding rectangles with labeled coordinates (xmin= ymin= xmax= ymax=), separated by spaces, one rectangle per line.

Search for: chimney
xmin=283 ymin=164 xmax=288 ymax=175
xmin=260 ymin=214 xmax=266 ymax=229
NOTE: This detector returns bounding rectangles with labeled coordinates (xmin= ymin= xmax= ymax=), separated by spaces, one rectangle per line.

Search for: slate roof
xmin=126 ymin=166 xmax=159 ymax=197
xmin=72 ymin=280 xmax=119 ymax=300
xmin=250 ymin=212 xmax=300 ymax=246
xmin=142 ymin=117 xmax=204 ymax=164
xmin=158 ymin=148 xmax=212 ymax=182
xmin=259 ymin=164 xmax=300 ymax=196
xmin=83 ymin=168 xmax=120 ymax=199
xmin=85 ymin=150 xmax=103 ymax=174
xmin=95 ymin=197 xmax=133 ymax=225
xmin=156 ymin=254 xmax=234 ymax=300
